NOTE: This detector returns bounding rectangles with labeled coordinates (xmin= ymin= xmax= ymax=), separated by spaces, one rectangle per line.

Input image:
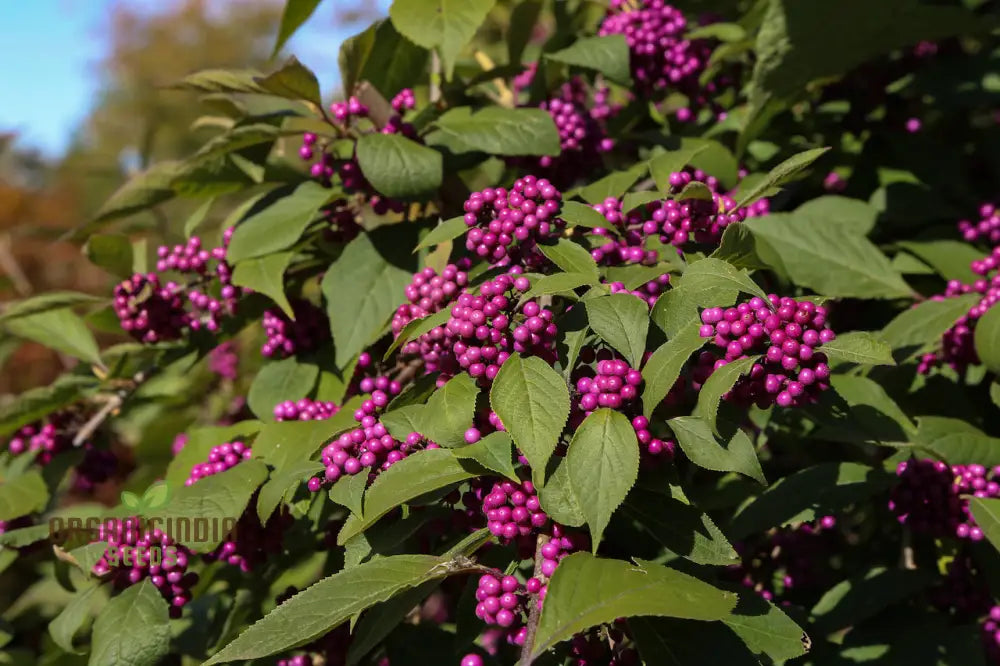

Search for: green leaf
xmin=687 ymin=22 xmax=747 ymax=41
xmin=0 ymin=471 xmax=49 ymax=521
xmin=696 ymin=356 xmax=759 ymax=434
xmin=339 ymin=19 xmax=430 ymax=99
xmin=389 ymin=0 xmax=496 ymax=79
xmin=380 ymin=404 xmax=427 ymax=441
xmin=425 ymin=107 xmax=560 ymax=156
xmin=631 ymin=616 xmax=758 ymax=666
xmin=729 ymin=463 xmax=893 ymax=539
xmin=641 ymin=322 xmax=706 ymax=418
xmin=722 ymin=593 xmax=810 ymax=662
xmin=529 ymin=552 xmax=737 ymax=660
xmin=247 ymin=358 xmax=319 ymax=421
xmin=49 ymin=585 xmax=103 ymax=655
xmin=253 ymin=411 xmax=358 ymax=471
xmin=418 ymin=373 xmax=479 ymax=447
xmin=173 ymin=69 xmax=265 ymax=94
xmin=453 ymin=431 xmax=518 ymax=481
xmin=745 ymin=214 xmax=912 ymax=299
xmin=85 ymin=234 xmax=134 ymax=279
xmin=273 ymin=0 xmax=323 ymax=57
xmin=164 ymin=422 xmax=262 ymax=490
xmin=490 ymin=354 xmax=570 ymax=481
xmin=328 ymin=472 xmax=369 ymax=517
xmin=226 ymin=182 xmax=332 ymax=263
xmin=795 ymin=195 xmax=878 ymax=235
xmin=346 ymin=580 xmax=441 ymax=666
xmin=338 ymin=450 xmax=483 ymax=543
xmin=621 ymin=191 xmax=663 ymax=214
xmin=384 ymin=308 xmax=451 ymax=360
xmin=975 ymin=305 xmax=1000 ymax=374
xmin=258 ymin=460 xmax=324 ymax=523
xmin=231 ymin=252 xmax=295 ymax=319
xmin=567 ymin=409 xmax=639 ymax=551
xmin=970 ymin=498 xmax=1000 ymax=554
xmin=897 ymin=240 xmax=982 ymax=283
xmin=0 ymin=375 xmax=97 ymax=437
xmin=623 ymin=486 xmax=737 ymax=566
xmin=255 ymin=56 xmax=322 ymax=106
xmin=121 ymin=492 xmax=141 ymax=510
xmin=355 ymin=133 xmax=443 ymax=200
xmin=881 ymin=294 xmax=979 ymax=353
xmin=818 ymin=331 xmax=895 ymax=366
xmin=579 ymin=163 xmax=648 ymax=204
xmin=651 ymin=283 xmax=737 ymax=338
xmin=604 ymin=264 xmax=672 ymax=291
xmin=159 ymin=460 xmax=268 ymax=550
xmin=710 ymin=223 xmax=767 ymax=270
xmin=5 ymin=308 xmax=101 ymax=365
xmin=414 ymin=216 xmax=468 ymax=251
xmin=585 ymin=294 xmax=649 ymax=367
xmin=559 ymin=201 xmax=615 ymax=232
xmin=537 ymin=239 xmax=601 ymax=282
xmin=322 ymin=229 xmax=418 ymax=367
xmin=89 ymin=580 xmax=170 ymax=666
xmin=183 ymin=197 xmax=215 ymax=238
xmin=735 ymin=147 xmax=829 ymax=208
xmin=914 ymin=416 xmax=1000 ymax=467
xmin=0 ymin=291 xmax=103 ymax=323
xmin=669 ymin=417 xmax=765 ymax=484
xmin=537 ymin=456 xmax=585 ymax=527
xmin=508 ymin=0 xmax=543 ymax=64
xmin=810 ymin=567 xmax=932 ymax=635
xmin=523 ymin=272 xmax=596 ymax=301
xmin=546 ymin=35 xmax=632 ymax=85
xmin=681 ymin=257 xmax=769 ymax=303
xmin=204 ymin=555 xmax=463 ymax=664
xmin=89 ymin=161 xmax=180 ymax=225
xmin=674 ymin=181 xmax=714 ymax=202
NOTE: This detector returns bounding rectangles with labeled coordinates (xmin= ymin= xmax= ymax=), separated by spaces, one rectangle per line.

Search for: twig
xmin=0 ymin=233 xmax=32 ymax=296
xmin=72 ymin=366 xmax=154 ymax=446
xmin=429 ymin=51 xmax=442 ymax=104
xmin=900 ymin=528 xmax=916 ymax=570
xmin=519 ymin=534 xmax=550 ymax=665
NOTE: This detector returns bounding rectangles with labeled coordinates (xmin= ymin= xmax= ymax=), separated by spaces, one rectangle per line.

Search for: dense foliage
xmin=3 ymin=0 xmax=1000 ymax=664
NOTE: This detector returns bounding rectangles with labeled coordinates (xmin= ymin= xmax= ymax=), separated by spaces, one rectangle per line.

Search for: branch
xmin=72 ymin=366 xmax=154 ymax=447
xmin=519 ymin=534 xmax=549 ymax=665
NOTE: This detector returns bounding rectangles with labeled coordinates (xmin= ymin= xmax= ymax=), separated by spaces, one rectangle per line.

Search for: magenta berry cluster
xmin=482 ymin=479 xmax=548 ymax=542
xmin=983 ymin=606 xmax=1000 ymax=663
xmin=462 ymin=175 xmax=563 ymax=263
xmin=444 ymin=273 xmax=558 ymax=385
xmin=475 ymin=573 xmax=528 ymax=641
xmin=695 ymin=295 xmax=835 ymax=408
xmin=959 ymin=203 xmax=1000 ymax=244
xmin=727 ymin=516 xmax=837 ymax=602
xmin=823 ymin=171 xmax=848 ymax=193
xmin=185 ymin=440 xmax=251 ymax=486
xmin=889 ymin=458 xmax=1000 ymax=541
xmin=533 ymin=79 xmax=615 ymax=186
xmin=208 ymin=342 xmax=238 ymax=380
xmin=590 ymin=197 xmax=659 ymax=266
xmin=6 ymin=414 xmax=73 ymax=464
xmin=114 ymin=229 xmax=241 ymax=343
xmin=261 ymin=299 xmax=330 ymax=358
xmin=609 ymin=276 xmax=670 ymax=309
xmin=92 ymin=518 xmax=197 ymax=618
xmin=392 ymin=264 xmax=469 ymax=335
xmin=629 ymin=415 xmax=676 ymax=459
xmin=575 ymin=358 xmax=643 ymax=412
xmin=273 ymin=398 xmax=340 ymax=422
xmin=599 ymin=0 xmax=711 ymax=94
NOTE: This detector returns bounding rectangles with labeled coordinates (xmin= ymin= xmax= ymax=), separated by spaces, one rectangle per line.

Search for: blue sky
xmin=0 ymin=0 xmax=389 ymax=158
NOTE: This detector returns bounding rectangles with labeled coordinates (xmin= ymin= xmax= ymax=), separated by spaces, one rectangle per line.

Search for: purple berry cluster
xmin=590 ymin=198 xmax=659 ymax=266
xmin=462 ymin=175 xmax=563 ymax=263
xmin=209 ymin=342 xmax=238 ymax=380
xmin=959 ymin=203 xmax=1000 ymax=244
xmin=185 ymin=441 xmax=251 ymax=486
xmin=695 ymin=295 xmax=835 ymax=408
xmin=445 ymin=273 xmax=558 ymax=386
xmin=114 ymin=229 xmax=241 ymax=343
xmin=727 ymin=516 xmax=837 ymax=603
xmin=889 ymin=458 xmax=1000 ymax=541
xmin=392 ymin=264 xmax=469 ymax=335
xmin=475 ymin=574 xmax=529 ymax=642
xmin=299 ymin=92 xmax=418 ymax=215
xmin=983 ymin=606 xmax=1000 ymax=663
xmin=609 ymin=276 xmax=671 ymax=309
xmin=919 ymin=248 xmax=1000 ymax=373
xmin=273 ymin=398 xmax=341 ymax=422
xmin=929 ymin=554 xmax=992 ymax=618
xmin=92 ymin=517 xmax=197 ymax=618
xmin=321 ymin=199 xmax=363 ymax=244
xmin=6 ymin=414 xmax=74 ymax=464
xmin=823 ymin=171 xmax=848 ymax=193
xmin=598 ymin=0 xmax=711 ymax=94
xmin=533 ymin=79 xmax=615 ymax=186
xmin=575 ymin=358 xmax=643 ymax=412
xmin=482 ymin=480 xmax=548 ymax=542
xmin=261 ymin=299 xmax=330 ymax=358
